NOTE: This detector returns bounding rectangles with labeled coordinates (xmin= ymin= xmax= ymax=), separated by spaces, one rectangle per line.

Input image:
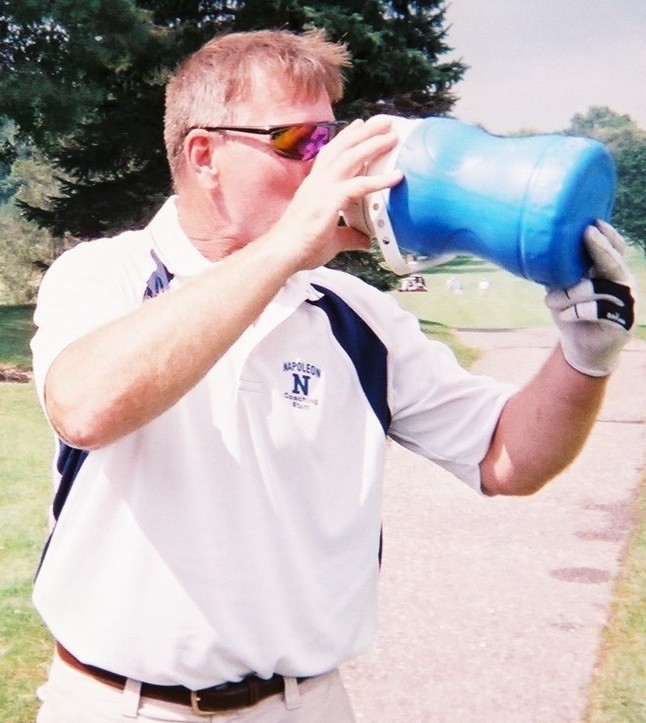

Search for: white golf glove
xmin=545 ymin=220 xmax=636 ymax=377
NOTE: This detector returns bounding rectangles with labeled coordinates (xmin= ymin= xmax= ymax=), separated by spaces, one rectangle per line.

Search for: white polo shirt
xmin=31 ymin=197 xmax=516 ymax=689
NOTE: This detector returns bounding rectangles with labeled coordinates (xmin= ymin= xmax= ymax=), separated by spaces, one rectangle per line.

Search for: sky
xmin=443 ymin=0 xmax=646 ymax=134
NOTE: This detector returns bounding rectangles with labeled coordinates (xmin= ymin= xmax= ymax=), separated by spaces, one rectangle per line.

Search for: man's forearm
xmin=480 ymin=346 xmax=608 ymax=496
xmin=45 ymin=236 xmax=298 ymax=450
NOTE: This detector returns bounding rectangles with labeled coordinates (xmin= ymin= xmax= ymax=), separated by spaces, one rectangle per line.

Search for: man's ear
xmin=184 ymin=130 xmax=220 ymax=189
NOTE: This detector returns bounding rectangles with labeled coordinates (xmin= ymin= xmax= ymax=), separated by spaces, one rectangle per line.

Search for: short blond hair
xmin=164 ymin=29 xmax=351 ymax=183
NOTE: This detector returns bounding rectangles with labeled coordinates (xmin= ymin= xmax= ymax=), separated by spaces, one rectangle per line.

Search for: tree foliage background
xmin=568 ymin=106 xmax=646 ymax=249
xmin=0 ymin=1 xmax=644 ymax=303
xmin=0 ymin=0 xmax=464 ymax=299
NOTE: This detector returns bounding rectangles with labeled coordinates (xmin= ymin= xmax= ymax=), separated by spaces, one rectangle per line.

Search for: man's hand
xmin=266 ymin=116 xmax=404 ymax=272
xmin=545 ymin=220 xmax=636 ymax=377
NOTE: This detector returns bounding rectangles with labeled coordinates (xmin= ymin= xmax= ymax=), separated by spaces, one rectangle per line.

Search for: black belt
xmin=56 ymin=642 xmax=309 ymax=715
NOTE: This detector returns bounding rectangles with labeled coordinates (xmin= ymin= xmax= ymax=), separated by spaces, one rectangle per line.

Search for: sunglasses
xmin=192 ymin=121 xmax=349 ymax=160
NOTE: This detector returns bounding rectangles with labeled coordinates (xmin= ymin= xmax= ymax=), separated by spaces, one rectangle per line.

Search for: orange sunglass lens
xmin=272 ymin=124 xmax=332 ymax=160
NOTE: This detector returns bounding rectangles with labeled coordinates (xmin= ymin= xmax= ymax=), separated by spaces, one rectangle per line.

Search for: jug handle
xmin=360 ymin=189 xmax=455 ymax=275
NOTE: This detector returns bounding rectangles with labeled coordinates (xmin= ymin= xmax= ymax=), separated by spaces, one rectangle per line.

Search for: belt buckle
xmin=190 ymin=689 xmax=228 ymax=717
xmin=190 ymin=677 xmax=262 ymax=715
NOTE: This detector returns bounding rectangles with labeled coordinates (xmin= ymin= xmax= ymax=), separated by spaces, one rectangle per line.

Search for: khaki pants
xmin=37 ymin=650 xmax=356 ymax=722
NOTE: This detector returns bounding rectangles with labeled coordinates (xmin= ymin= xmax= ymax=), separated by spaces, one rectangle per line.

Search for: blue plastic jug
xmin=353 ymin=116 xmax=616 ymax=288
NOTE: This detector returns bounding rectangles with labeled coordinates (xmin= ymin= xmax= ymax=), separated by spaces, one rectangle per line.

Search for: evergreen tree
xmin=0 ymin=0 xmax=464 ymax=286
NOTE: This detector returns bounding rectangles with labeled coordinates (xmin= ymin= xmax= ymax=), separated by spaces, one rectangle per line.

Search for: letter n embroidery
xmin=291 ymin=374 xmax=310 ymax=396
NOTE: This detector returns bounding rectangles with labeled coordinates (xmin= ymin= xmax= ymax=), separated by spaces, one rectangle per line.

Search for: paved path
xmin=341 ymin=328 xmax=646 ymax=722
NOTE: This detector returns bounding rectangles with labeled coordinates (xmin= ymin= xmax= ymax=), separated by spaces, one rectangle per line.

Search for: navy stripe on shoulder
xmin=307 ymin=284 xmax=391 ymax=433
xmin=144 ymin=250 xmax=174 ymax=299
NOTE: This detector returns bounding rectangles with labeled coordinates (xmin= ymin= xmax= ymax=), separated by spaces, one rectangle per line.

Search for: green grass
xmin=0 ymin=384 xmax=54 ymax=721
xmin=0 ymin=306 xmax=35 ymax=371
xmin=419 ymin=319 xmax=481 ymax=367
xmin=393 ymin=256 xmax=553 ymax=328
xmin=392 ymin=244 xmax=646 ymax=333
xmin=584 ymin=471 xmax=646 ymax=722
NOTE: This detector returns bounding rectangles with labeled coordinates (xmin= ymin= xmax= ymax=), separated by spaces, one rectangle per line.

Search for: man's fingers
xmin=595 ymin=219 xmax=626 ymax=254
xmin=546 ymin=279 xmax=635 ymax=328
xmin=583 ymin=223 xmax=628 ymax=282
xmin=553 ymin=300 xmax=598 ymax=323
xmin=315 ymin=117 xmax=401 ymax=181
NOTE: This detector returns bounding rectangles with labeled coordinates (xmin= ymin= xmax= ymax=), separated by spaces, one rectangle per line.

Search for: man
xmin=32 ymin=29 xmax=635 ymax=722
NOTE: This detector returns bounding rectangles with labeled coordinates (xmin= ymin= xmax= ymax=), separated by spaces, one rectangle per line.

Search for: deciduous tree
xmin=569 ymin=107 xmax=646 ymax=255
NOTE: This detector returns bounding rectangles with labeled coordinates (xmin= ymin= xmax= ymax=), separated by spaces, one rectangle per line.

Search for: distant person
xmin=31 ymin=28 xmax=635 ymax=721
xmin=478 ymin=279 xmax=491 ymax=295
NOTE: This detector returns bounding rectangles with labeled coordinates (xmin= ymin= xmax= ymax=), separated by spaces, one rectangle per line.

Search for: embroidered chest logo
xmin=282 ymin=360 xmax=322 ymax=410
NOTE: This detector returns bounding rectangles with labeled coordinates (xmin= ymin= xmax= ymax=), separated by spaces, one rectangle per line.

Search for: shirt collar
xmin=147 ymin=196 xmax=212 ymax=277
xmin=147 ymin=196 xmax=323 ymax=304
